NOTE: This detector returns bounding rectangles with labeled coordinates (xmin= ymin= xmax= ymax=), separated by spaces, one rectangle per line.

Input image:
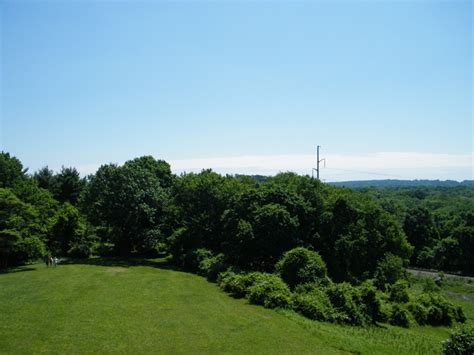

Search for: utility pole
xmin=312 ymin=145 xmax=326 ymax=180
xmin=317 ymin=145 xmax=320 ymax=179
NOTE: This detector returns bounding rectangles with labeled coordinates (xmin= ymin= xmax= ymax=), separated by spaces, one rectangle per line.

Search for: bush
xmin=188 ymin=248 xmax=213 ymax=272
xmin=276 ymin=247 xmax=328 ymax=289
xmin=218 ymin=271 xmax=265 ymax=298
xmin=407 ymin=301 xmax=428 ymax=325
xmin=436 ymin=272 xmax=446 ymax=287
xmin=389 ymin=304 xmax=411 ymax=328
xmin=389 ymin=280 xmax=410 ymax=303
xmin=409 ymin=293 xmax=465 ymax=326
xmin=198 ymin=253 xmax=226 ymax=281
xmin=454 ymin=307 xmax=467 ymax=324
xmin=262 ymin=289 xmax=293 ymax=309
xmin=291 ymin=281 xmax=386 ymax=325
xmin=422 ymin=277 xmax=441 ymax=293
xmin=217 ymin=271 xmax=241 ymax=295
xmin=171 ymin=247 xmax=222 ymax=273
xmin=325 ymin=283 xmax=366 ymax=326
xmin=246 ymin=273 xmax=292 ymax=309
xmin=442 ymin=326 xmax=474 ymax=355
xmin=358 ymin=281 xmax=385 ymax=323
xmin=374 ymin=253 xmax=407 ymax=291
xmin=291 ymin=287 xmax=334 ymax=322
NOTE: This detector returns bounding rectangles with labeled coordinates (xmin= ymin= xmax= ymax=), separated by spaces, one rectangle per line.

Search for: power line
xmin=311 ymin=147 xmax=420 ymax=180
xmin=325 ymin=167 xmax=418 ymax=180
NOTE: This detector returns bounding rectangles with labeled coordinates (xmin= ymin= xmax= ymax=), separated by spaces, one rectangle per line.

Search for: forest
xmin=1 ymin=151 xmax=473 ymax=333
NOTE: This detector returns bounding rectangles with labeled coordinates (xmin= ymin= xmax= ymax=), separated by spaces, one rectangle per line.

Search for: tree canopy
xmin=1 ymin=151 xmax=472 ymax=278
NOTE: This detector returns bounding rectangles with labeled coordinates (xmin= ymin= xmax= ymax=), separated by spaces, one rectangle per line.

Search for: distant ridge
xmin=329 ymin=179 xmax=474 ymax=188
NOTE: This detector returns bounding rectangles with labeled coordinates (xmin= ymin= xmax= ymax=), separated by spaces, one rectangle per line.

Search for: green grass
xmin=0 ymin=259 xmax=468 ymax=354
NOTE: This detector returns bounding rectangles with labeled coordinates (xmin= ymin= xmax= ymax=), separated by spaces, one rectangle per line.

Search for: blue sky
xmin=1 ymin=0 xmax=472 ymax=180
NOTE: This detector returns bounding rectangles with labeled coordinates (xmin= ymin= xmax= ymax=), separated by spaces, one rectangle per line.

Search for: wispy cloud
xmin=168 ymin=152 xmax=473 ymax=181
xmin=73 ymin=152 xmax=473 ymax=181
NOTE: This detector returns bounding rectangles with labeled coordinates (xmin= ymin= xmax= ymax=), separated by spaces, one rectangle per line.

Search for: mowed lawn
xmin=0 ymin=259 xmax=461 ymax=354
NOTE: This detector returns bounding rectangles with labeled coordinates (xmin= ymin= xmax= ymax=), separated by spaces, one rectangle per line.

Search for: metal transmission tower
xmin=312 ymin=145 xmax=326 ymax=180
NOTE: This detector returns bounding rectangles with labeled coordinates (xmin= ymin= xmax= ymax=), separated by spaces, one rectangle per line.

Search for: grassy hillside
xmin=0 ymin=259 xmax=467 ymax=354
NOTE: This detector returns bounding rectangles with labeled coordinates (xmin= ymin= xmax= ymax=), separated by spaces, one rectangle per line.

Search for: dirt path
xmin=407 ymin=268 xmax=474 ymax=283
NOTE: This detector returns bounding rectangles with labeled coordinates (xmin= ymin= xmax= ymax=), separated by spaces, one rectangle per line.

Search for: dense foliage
xmin=167 ymin=170 xmax=412 ymax=283
xmin=0 ymin=153 xmax=93 ymax=268
xmin=0 ymin=152 xmax=469 ymax=330
xmin=276 ymin=247 xmax=327 ymax=289
xmin=442 ymin=326 xmax=474 ymax=355
xmin=81 ymin=156 xmax=173 ymax=256
xmin=363 ymin=186 xmax=474 ymax=275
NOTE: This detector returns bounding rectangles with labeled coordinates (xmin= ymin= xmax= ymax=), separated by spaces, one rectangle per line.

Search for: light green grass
xmin=0 ymin=260 xmax=465 ymax=354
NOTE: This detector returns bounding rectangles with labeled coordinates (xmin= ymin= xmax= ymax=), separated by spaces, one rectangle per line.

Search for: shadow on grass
xmin=0 ymin=266 xmax=36 ymax=275
xmin=60 ymin=256 xmax=182 ymax=272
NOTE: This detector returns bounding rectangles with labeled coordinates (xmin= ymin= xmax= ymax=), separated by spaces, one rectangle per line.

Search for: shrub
xmin=422 ymin=277 xmax=441 ymax=293
xmin=262 ymin=289 xmax=293 ymax=309
xmin=217 ymin=271 xmax=267 ymax=298
xmin=188 ymin=248 xmax=213 ymax=271
xmin=389 ymin=280 xmax=410 ymax=303
xmin=218 ymin=271 xmax=238 ymax=293
xmin=407 ymin=301 xmax=428 ymax=325
xmin=325 ymin=283 xmax=366 ymax=326
xmin=198 ymin=253 xmax=226 ymax=281
xmin=291 ymin=287 xmax=334 ymax=322
xmin=409 ymin=293 xmax=465 ymax=326
xmin=454 ymin=307 xmax=467 ymax=324
xmin=389 ymin=304 xmax=411 ymax=328
xmin=293 ymin=279 xmax=332 ymax=294
xmin=246 ymin=273 xmax=292 ymax=309
xmin=442 ymin=326 xmax=474 ymax=355
xmin=436 ymin=272 xmax=446 ymax=287
xmin=374 ymin=253 xmax=407 ymax=291
xmin=276 ymin=247 xmax=328 ymax=289
xmin=358 ymin=281 xmax=385 ymax=323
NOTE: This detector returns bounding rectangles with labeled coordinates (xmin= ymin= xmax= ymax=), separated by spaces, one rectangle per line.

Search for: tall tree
xmin=81 ymin=156 xmax=172 ymax=256
xmin=34 ymin=166 xmax=57 ymax=193
xmin=0 ymin=188 xmax=45 ymax=268
xmin=55 ymin=167 xmax=85 ymax=205
xmin=403 ymin=207 xmax=439 ymax=265
xmin=0 ymin=152 xmax=27 ymax=188
xmin=49 ymin=203 xmax=86 ymax=255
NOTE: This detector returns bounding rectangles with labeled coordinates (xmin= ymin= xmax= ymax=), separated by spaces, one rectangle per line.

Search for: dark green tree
xmin=0 ymin=188 xmax=45 ymax=268
xmin=54 ymin=167 xmax=85 ymax=205
xmin=49 ymin=202 xmax=86 ymax=255
xmin=403 ymin=207 xmax=440 ymax=265
xmin=0 ymin=152 xmax=27 ymax=188
xmin=276 ymin=247 xmax=327 ymax=289
xmin=319 ymin=193 xmax=412 ymax=282
xmin=81 ymin=156 xmax=172 ymax=256
xmin=33 ymin=166 xmax=57 ymax=193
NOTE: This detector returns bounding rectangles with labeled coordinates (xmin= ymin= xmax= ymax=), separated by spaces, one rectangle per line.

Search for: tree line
xmin=1 ymin=152 xmax=471 ymax=329
xmin=1 ymin=152 xmax=472 ymax=278
xmin=363 ymin=186 xmax=474 ymax=275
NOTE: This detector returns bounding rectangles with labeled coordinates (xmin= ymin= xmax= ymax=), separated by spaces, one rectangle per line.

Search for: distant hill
xmin=330 ymin=179 xmax=474 ymax=188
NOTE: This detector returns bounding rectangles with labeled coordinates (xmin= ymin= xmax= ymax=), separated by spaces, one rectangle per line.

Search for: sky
xmin=1 ymin=0 xmax=472 ymax=181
